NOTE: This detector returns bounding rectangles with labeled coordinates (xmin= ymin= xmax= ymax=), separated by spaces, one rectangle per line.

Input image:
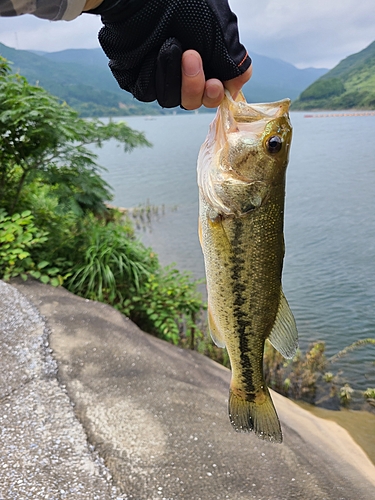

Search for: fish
xmin=197 ymin=91 xmax=298 ymax=443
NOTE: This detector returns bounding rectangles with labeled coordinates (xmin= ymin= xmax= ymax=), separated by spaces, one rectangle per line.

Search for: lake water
xmin=93 ymin=111 xmax=375 ymax=393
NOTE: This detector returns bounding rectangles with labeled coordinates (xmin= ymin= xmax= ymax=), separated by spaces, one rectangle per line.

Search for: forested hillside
xmin=0 ymin=43 xmax=160 ymax=116
xmin=292 ymin=41 xmax=375 ymax=110
xmin=0 ymin=42 xmax=327 ymax=116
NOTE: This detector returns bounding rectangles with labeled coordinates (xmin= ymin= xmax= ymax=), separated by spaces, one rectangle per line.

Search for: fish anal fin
xmin=208 ymin=306 xmax=226 ymax=348
xmin=268 ymin=290 xmax=298 ymax=359
xmin=228 ymin=386 xmax=282 ymax=443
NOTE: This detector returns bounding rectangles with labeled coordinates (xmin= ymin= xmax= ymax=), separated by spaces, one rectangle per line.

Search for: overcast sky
xmin=0 ymin=0 xmax=374 ymax=69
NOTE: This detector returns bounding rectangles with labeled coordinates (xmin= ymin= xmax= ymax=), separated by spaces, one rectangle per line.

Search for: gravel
xmin=0 ymin=281 xmax=125 ymax=500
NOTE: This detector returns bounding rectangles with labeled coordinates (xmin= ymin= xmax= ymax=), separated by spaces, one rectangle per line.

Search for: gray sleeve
xmin=0 ymin=0 xmax=87 ymax=20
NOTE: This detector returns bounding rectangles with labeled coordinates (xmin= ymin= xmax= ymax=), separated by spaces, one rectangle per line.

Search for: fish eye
xmin=266 ymin=135 xmax=283 ymax=154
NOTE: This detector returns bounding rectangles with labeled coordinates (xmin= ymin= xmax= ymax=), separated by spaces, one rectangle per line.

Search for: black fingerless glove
xmin=88 ymin=0 xmax=251 ymax=108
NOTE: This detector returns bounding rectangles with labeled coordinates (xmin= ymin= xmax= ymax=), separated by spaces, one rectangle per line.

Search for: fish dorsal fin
xmin=208 ymin=305 xmax=226 ymax=348
xmin=268 ymin=291 xmax=298 ymax=359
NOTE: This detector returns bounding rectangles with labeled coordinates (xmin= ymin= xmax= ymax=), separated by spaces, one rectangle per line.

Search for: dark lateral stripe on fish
xmin=229 ymin=219 xmax=259 ymax=399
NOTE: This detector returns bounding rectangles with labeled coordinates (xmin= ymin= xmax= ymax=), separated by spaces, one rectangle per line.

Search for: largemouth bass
xmin=197 ymin=92 xmax=298 ymax=443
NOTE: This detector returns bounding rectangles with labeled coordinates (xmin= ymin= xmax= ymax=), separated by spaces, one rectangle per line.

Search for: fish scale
xmin=197 ymin=92 xmax=298 ymax=442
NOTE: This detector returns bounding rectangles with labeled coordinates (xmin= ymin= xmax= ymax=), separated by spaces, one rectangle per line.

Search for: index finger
xmin=224 ymin=65 xmax=253 ymax=100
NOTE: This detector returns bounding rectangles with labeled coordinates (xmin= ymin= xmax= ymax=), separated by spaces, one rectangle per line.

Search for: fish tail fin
xmin=228 ymin=387 xmax=282 ymax=443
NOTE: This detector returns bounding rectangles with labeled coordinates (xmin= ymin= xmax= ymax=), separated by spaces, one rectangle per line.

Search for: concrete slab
xmin=3 ymin=279 xmax=375 ymax=500
xmin=0 ymin=281 xmax=124 ymax=500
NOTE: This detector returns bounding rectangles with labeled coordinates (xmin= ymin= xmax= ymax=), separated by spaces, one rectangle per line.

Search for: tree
xmin=0 ymin=57 xmax=207 ymax=345
xmin=0 ymin=57 xmax=151 ymax=215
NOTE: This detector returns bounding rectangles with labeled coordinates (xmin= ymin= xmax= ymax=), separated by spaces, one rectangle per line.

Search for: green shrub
xmin=264 ymin=338 xmax=375 ymax=409
xmin=0 ymin=209 xmax=66 ymax=285
xmin=122 ymin=266 xmax=205 ymax=345
xmin=0 ymin=56 xmax=207 ymax=353
xmin=67 ymin=219 xmax=155 ymax=303
xmin=65 ymin=217 xmax=206 ymax=346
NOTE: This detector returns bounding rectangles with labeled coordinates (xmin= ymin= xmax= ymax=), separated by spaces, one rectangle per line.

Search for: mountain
xmin=0 ymin=43 xmax=162 ymax=117
xmin=1 ymin=42 xmax=328 ymax=116
xmin=242 ymin=52 xmax=327 ymax=103
xmin=40 ymin=47 xmax=328 ymax=105
xmin=292 ymin=41 xmax=375 ymax=110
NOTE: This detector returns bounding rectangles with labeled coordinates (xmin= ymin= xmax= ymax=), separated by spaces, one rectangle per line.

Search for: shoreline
xmin=295 ymin=401 xmax=375 ymax=464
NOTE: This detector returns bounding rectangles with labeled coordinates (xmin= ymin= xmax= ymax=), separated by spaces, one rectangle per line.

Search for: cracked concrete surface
xmin=0 ymin=281 xmax=124 ymax=499
xmin=1 ymin=278 xmax=375 ymax=499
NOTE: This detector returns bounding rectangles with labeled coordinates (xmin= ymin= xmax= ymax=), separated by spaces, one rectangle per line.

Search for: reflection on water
xmin=94 ymin=112 xmax=375 ymax=392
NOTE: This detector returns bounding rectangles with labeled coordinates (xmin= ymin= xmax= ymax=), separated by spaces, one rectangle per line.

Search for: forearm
xmin=0 ymin=0 xmax=87 ymax=20
xmin=83 ymin=0 xmax=104 ymax=11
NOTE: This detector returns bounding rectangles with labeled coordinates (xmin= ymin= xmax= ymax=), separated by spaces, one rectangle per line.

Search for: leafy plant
xmin=264 ymin=338 xmax=375 ymax=410
xmin=0 ymin=56 xmax=151 ymax=216
xmin=64 ymin=215 xmax=206 ymax=346
xmin=122 ymin=266 xmax=205 ymax=345
xmin=364 ymin=388 xmax=375 ymax=400
xmin=0 ymin=208 xmax=66 ymax=285
xmin=67 ymin=219 xmax=155 ymax=303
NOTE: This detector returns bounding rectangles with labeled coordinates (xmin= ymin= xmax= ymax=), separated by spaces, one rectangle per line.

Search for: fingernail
xmin=183 ymin=54 xmax=201 ymax=77
xmin=206 ymin=84 xmax=221 ymax=100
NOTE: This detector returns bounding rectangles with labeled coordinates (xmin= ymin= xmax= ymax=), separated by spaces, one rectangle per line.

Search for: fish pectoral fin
xmin=268 ymin=290 xmax=298 ymax=359
xmin=220 ymin=181 xmax=268 ymax=215
xmin=198 ymin=217 xmax=203 ymax=248
xmin=208 ymin=306 xmax=226 ymax=348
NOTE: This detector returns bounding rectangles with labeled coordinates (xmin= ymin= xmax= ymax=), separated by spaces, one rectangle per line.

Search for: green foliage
xmin=0 ymin=209 xmax=66 ymax=285
xmin=364 ymin=388 xmax=375 ymax=399
xmin=0 ymin=57 xmax=206 ymax=350
xmin=67 ymin=219 xmax=156 ymax=303
xmin=300 ymin=78 xmax=346 ymax=101
xmin=293 ymin=40 xmax=375 ymax=110
xmin=264 ymin=338 xmax=375 ymax=410
xmin=339 ymin=384 xmax=354 ymax=407
xmin=63 ymin=215 xmax=206 ymax=345
xmin=0 ymin=56 xmax=150 ymax=215
xmin=264 ymin=341 xmax=327 ymax=403
xmin=122 ymin=267 xmax=205 ymax=345
xmin=329 ymin=338 xmax=375 ymax=363
xmin=0 ymin=56 xmax=206 ymax=352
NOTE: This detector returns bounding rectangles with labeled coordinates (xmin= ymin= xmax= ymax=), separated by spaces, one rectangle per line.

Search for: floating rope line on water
xmin=304 ymin=111 xmax=375 ymax=118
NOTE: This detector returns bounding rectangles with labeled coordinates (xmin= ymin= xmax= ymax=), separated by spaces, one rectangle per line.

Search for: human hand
xmin=94 ymin=0 xmax=252 ymax=108
xmin=181 ymin=50 xmax=252 ymax=110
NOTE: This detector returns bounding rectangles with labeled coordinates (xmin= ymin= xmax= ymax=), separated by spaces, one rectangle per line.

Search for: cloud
xmin=0 ymin=14 xmax=101 ymax=52
xmin=231 ymin=0 xmax=375 ymax=68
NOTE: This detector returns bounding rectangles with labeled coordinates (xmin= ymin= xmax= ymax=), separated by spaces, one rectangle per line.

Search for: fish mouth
xmin=225 ymin=91 xmax=291 ymax=123
xmin=200 ymin=92 xmax=291 ymax=158
xmin=197 ymin=91 xmax=292 ymax=215
xmin=214 ymin=91 xmax=291 ymax=148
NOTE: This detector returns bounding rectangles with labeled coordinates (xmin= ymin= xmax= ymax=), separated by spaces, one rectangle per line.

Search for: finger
xmin=155 ymin=37 xmax=182 ymax=107
xmin=224 ymin=64 xmax=253 ymax=100
xmin=202 ymin=79 xmax=225 ymax=108
xmin=181 ymin=50 xmax=205 ymax=110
